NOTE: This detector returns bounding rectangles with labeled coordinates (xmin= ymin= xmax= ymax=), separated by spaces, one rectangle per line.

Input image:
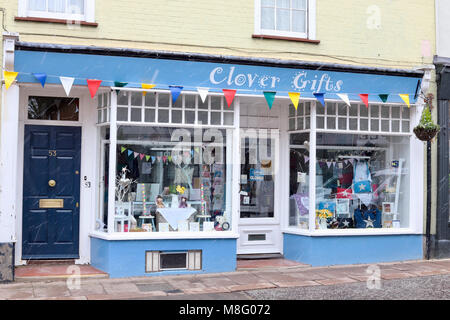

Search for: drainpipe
xmin=413 ymin=65 xmax=435 ymax=260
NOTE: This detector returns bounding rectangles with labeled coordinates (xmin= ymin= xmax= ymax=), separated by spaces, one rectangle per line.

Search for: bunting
xmin=33 ymin=73 xmax=47 ymax=88
xmin=288 ymin=92 xmax=301 ymax=110
xmin=379 ymin=94 xmax=389 ymax=103
xmin=169 ymin=85 xmax=183 ymax=104
xmin=114 ymin=81 xmax=128 ymax=93
xmin=263 ymin=91 xmax=276 ymax=109
xmin=3 ymin=71 xmax=18 ymax=90
xmin=60 ymin=76 xmax=75 ymax=96
xmin=337 ymin=93 xmax=351 ymax=107
xmin=359 ymin=94 xmax=369 ymax=108
xmin=313 ymin=93 xmax=325 ymax=107
xmin=87 ymin=79 xmax=102 ymax=98
xmin=142 ymin=83 xmax=156 ymax=96
xmin=399 ymin=94 xmax=410 ymax=108
xmin=197 ymin=87 xmax=209 ymax=103
xmin=222 ymin=89 xmax=237 ymax=107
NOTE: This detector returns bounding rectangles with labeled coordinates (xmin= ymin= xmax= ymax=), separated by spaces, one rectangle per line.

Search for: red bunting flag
xmin=87 ymin=79 xmax=102 ymax=98
xmin=222 ymin=89 xmax=237 ymax=107
xmin=359 ymin=94 xmax=369 ymax=108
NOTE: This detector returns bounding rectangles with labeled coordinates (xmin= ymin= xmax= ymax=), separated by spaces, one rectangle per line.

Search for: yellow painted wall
xmin=0 ymin=0 xmax=436 ymax=69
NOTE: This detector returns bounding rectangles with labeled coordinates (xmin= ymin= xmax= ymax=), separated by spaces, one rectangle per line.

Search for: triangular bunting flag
xmin=288 ymin=92 xmax=301 ymax=110
xmin=142 ymin=83 xmax=156 ymax=96
xmin=379 ymin=94 xmax=389 ymax=103
xmin=326 ymin=161 xmax=332 ymax=168
xmin=60 ymin=76 xmax=75 ymax=96
xmin=134 ymin=152 xmax=139 ymax=159
xmin=33 ymin=73 xmax=47 ymax=88
xmin=151 ymin=156 xmax=156 ymax=163
xmin=313 ymin=93 xmax=325 ymax=107
xmin=145 ymin=155 xmax=150 ymax=162
xmin=197 ymin=87 xmax=209 ymax=103
xmin=157 ymin=156 xmax=162 ymax=162
xmin=263 ymin=91 xmax=276 ymax=109
xmin=399 ymin=94 xmax=410 ymax=108
xmin=87 ymin=79 xmax=102 ymax=98
xmin=140 ymin=153 xmax=145 ymax=160
xmin=359 ymin=94 xmax=369 ymax=108
xmin=348 ymin=159 xmax=354 ymax=165
xmin=169 ymin=85 xmax=183 ymax=104
xmin=4 ymin=71 xmax=18 ymax=90
xmin=127 ymin=150 xmax=133 ymax=157
xmin=121 ymin=146 xmax=126 ymax=153
xmin=168 ymin=155 xmax=172 ymax=162
xmin=304 ymin=156 xmax=309 ymax=163
xmin=114 ymin=81 xmax=128 ymax=93
xmin=162 ymin=156 xmax=167 ymax=163
xmin=223 ymin=89 xmax=237 ymax=107
xmin=337 ymin=93 xmax=351 ymax=107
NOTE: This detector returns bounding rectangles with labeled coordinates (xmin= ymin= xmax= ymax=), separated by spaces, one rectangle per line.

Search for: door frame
xmin=15 ymin=84 xmax=99 ymax=265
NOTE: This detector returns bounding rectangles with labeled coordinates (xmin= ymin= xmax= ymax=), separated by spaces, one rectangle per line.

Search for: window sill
xmin=90 ymin=230 xmax=240 ymax=241
xmin=283 ymin=227 xmax=420 ymax=237
xmin=15 ymin=16 xmax=98 ymax=27
xmin=252 ymin=34 xmax=320 ymax=44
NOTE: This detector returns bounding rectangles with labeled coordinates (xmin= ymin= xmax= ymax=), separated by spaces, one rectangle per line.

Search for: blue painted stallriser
xmin=283 ymin=233 xmax=423 ymax=266
xmin=90 ymin=237 xmax=237 ymax=278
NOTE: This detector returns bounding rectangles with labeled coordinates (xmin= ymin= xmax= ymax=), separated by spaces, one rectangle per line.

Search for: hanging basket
xmin=413 ymin=127 xmax=439 ymax=141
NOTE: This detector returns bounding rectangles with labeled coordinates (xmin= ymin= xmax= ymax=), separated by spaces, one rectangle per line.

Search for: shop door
xmin=22 ymin=125 xmax=81 ymax=259
xmin=237 ymin=129 xmax=282 ymax=254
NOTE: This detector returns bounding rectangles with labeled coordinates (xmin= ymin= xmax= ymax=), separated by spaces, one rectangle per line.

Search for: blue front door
xmin=22 ymin=125 xmax=81 ymax=259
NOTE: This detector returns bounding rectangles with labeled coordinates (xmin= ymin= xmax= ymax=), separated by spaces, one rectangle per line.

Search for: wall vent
xmin=146 ymin=250 xmax=202 ymax=272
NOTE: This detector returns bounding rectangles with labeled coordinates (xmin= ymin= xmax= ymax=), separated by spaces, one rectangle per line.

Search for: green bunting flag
xmin=263 ymin=91 xmax=276 ymax=109
xmin=379 ymin=94 xmax=389 ymax=103
xmin=121 ymin=146 xmax=126 ymax=153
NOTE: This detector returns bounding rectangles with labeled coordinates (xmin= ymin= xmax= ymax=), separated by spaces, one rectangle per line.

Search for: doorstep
xmin=15 ymin=263 xmax=109 ymax=282
xmin=236 ymin=257 xmax=310 ymax=270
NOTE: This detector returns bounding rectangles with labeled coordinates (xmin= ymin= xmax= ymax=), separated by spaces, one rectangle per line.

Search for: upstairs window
xmin=18 ymin=0 xmax=95 ymax=22
xmin=254 ymin=0 xmax=316 ymax=40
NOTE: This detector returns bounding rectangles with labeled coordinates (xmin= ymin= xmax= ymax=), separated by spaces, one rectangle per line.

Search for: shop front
xmin=2 ymin=41 xmax=428 ymax=278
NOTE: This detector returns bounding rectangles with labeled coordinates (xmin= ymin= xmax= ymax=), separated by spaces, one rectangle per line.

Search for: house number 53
xmin=48 ymin=150 xmax=57 ymax=157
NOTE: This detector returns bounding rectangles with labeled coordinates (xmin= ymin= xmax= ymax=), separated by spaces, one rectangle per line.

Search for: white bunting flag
xmin=326 ymin=161 xmax=332 ymax=168
xmin=60 ymin=76 xmax=75 ymax=96
xmin=304 ymin=156 xmax=309 ymax=163
xmin=134 ymin=152 xmax=139 ymax=158
xmin=337 ymin=93 xmax=351 ymax=107
xmin=197 ymin=87 xmax=209 ymax=103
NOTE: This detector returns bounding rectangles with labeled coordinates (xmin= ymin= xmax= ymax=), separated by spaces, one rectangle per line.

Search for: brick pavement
xmin=0 ymin=258 xmax=448 ymax=300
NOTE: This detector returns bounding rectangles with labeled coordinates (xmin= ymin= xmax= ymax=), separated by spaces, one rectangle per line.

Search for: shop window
xmin=314 ymin=133 xmax=410 ymax=230
xmin=102 ymin=126 xmax=233 ymax=233
xmin=289 ymin=132 xmax=310 ymax=229
xmin=28 ymin=96 xmax=79 ymax=121
xmin=18 ymin=0 xmax=95 ymax=22
xmin=255 ymin=0 xmax=316 ymax=40
xmin=113 ymin=92 xmax=234 ymax=127
xmin=288 ymin=101 xmax=311 ymax=131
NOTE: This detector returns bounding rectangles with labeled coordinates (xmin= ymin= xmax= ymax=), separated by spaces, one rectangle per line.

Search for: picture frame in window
xmin=382 ymin=202 xmax=394 ymax=214
xmin=336 ymin=199 xmax=350 ymax=215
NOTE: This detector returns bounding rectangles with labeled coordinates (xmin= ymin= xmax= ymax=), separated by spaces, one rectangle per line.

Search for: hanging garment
xmin=353 ymin=160 xmax=372 ymax=193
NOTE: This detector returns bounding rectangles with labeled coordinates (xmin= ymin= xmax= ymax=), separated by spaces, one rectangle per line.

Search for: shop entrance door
xmin=237 ymin=129 xmax=282 ymax=254
xmin=22 ymin=125 xmax=81 ymax=259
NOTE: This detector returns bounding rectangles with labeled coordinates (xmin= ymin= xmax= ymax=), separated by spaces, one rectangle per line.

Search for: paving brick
xmin=274 ymin=280 xmax=321 ymax=288
xmin=182 ymin=287 xmax=231 ymax=295
xmin=32 ymin=283 xmax=71 ymax=298
xmin=101 ymin=282 xmax=140 ymax=294
xmin=316 ymin=277 xmax=359 ymax=286
xmin=227 ymin=283 xmax=277 ymax=292
xmin=0 ymin=287 xmax=34 ymax=300
xmin=380 ymin=272 xmax=416 ymax=280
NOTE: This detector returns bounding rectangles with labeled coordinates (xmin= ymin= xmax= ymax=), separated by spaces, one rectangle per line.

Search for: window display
xmin=101 ymin=125 xmax=232 ymax=233
xmin=313 ymin=133 xmax=410 ymax=230
xmin=289 ymin=132 xmax=310 ymax=229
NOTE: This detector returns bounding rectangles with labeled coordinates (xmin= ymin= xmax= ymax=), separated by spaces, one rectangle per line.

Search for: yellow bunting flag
xmin=142 ymin=83 xmax=156 ymax=96
xmin=288 ymin=92 xmax=301 ymax=110
xmin=399 ymin=94 xmax=410 ymax=108
xmin=4 ymin=71 xmax=18 ymax=90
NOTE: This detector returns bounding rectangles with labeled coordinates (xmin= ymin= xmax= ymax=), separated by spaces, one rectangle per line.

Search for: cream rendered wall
xmin=1 ymin=0 xmax=436 ymax=69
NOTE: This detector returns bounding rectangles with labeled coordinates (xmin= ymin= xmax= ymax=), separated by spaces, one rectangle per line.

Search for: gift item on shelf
xmin=353 ymin=159 xmax=372 ymax=194
xmin=354 ymin=205 xmax=382 ymax=228
xmin=337 ymin=217 xmax=354 ymax=229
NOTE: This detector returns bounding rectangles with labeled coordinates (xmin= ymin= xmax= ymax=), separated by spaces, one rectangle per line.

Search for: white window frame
xmin=254 ymin=0 xmax=316 ymax=40
xmin=18 ymin=0 xmax=95 ymax=23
